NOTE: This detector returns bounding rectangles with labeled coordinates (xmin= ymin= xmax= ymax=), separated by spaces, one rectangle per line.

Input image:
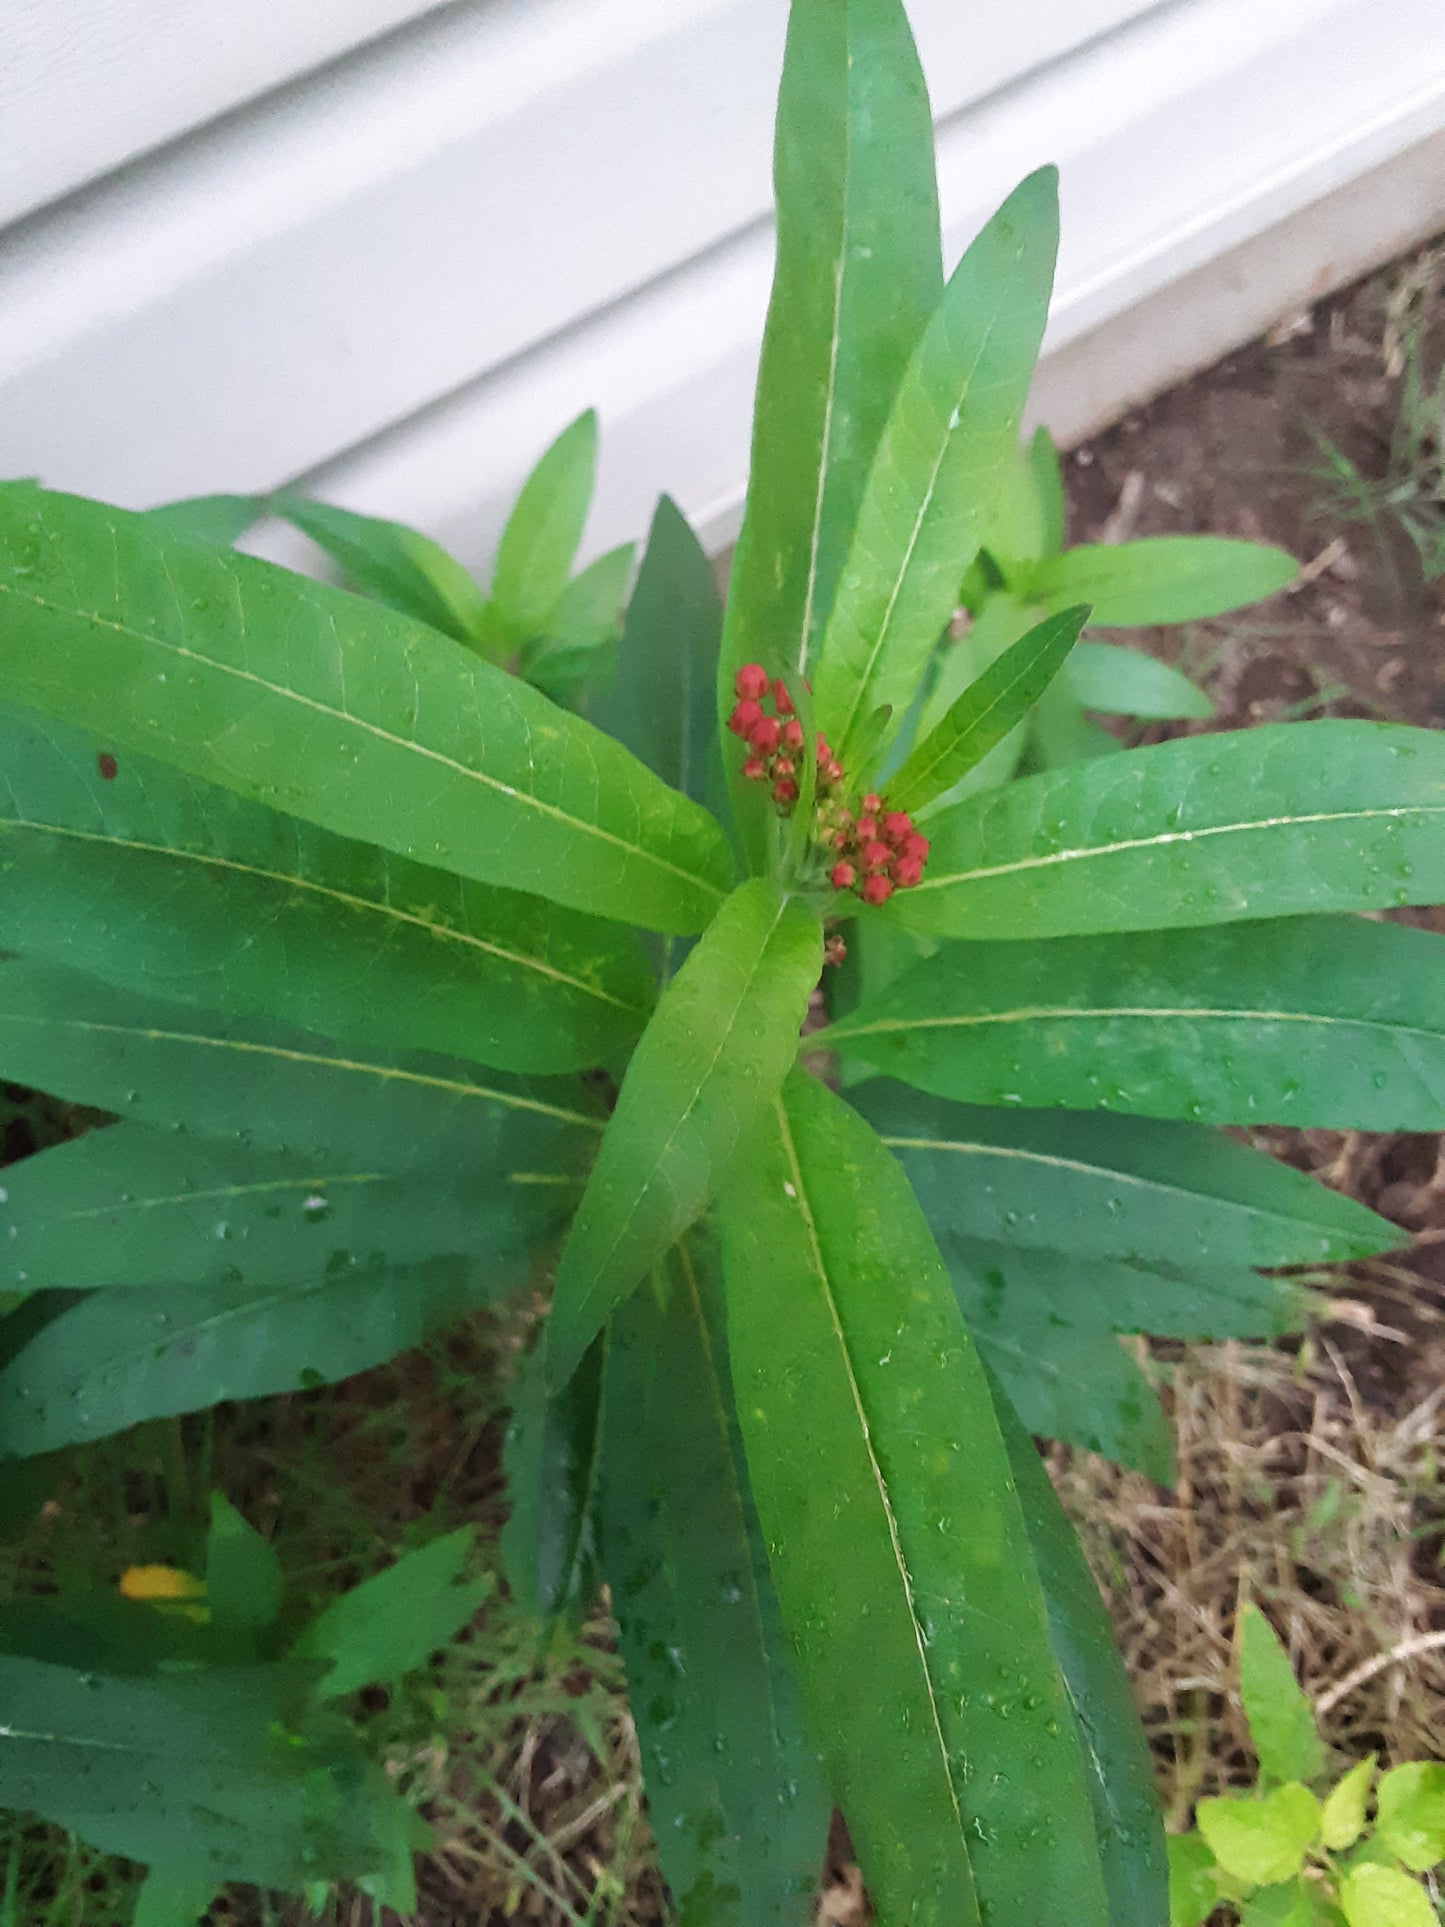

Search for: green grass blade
xmin=545 ymin=879 xmax=821 ymax=1388
xmin=0 ymin=487 xmax=732 ymax=935
xmin=718 ymin=1069 xmax=1111 ymax=1927
xmin=0 ymin=707 xmax=654 ymax=1075
xmin=826 ymin=916 xmax=1445 ymax=1130
xmin=813 ymin=170 xmax=1060 ymax=761
xmin=904 ymin=721 xmax=1445 ymax=938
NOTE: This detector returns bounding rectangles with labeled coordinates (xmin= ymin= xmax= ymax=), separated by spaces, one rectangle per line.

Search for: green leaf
xmin=1026 ymin=537 xmax=1298 ymax=624
xmin=1376 ymin=1762 xmax=1445 ymax=1870
xmin=544 ymin=542 xmax=635 ymax=650
xmin=722 ymin=0 xmax=941 ymax=695
xmin=1340 ymin=1863 xmax=1438 ymax=1927
xmin=501 ymin=1334 xmax=604 ymax=1621
xmin=1169 ymin=1833 xmax=1221 ymax=1927
xmin=904 ymin=721 xmax=1445 ymax=940
xmin=825 ymin=916 xmax=1445 ymax=1131
xmin=979 ymin=428 xmax=1065 ymax=568
xmin=145 ymin=495 xmax=266 ymax=549
xmin=1239 ymin=1604 xmax=1325 ymax=1785
xmin=717 ymin=1069 xmax=1111 ymax=1927
xmin=813 ymin=169 xmax=1060 ymax=760
xmin=850 ymin=1082 xmax=1400 ymax=1269
xmin=0 ymin=706 xmax=655 ymax=1075
xmin=0 ymin=954 xmax=604 ymax=1171
xmin=1066 ymin=640 xmax=1215 ymax=720
xmin=0 ymin=488 xmax=733 ymax=936
xmin=489 ymin=411 xmax=598 ymax=639
xmin=918 ymin=595 xmax=1036 ymax=739
xmin=0 ymin=1121 xmax=575 ymax=1297
xmin=600 ymin=496 xmax=722 ymax=806
xmin=1320 ymin=1756 xmax=1376 ymax=1852
xmin=132 ymin=1868 xmax=217 ymax=1927
xmin=0 ymin=1657 xmax=389 ymax=1888
xmin=1027 ymin=674 xmax=1123 ymax=771
xmin=206 ymin=1493 xmax=282 ymax=1635
xmin=599 ymin=1234 xmax=828 ymax=1926
xmin=273 ymin=496 xmax=489 ymax=645
xmin=1196 ymin=1785 xmax=1321 ymax=1888
xmin=990 ymin=1383 xmax=1169 ymax=1926
xmin=1241 ymin=1878 xmax=1330 ymax=1926
xmin=953 ymin=1251 xmax=1176 ymax=1478
xmin=546 ymin=879 xmax=821 ymax=1388
xmin=292 ymin=1527 xmax=492 ymax=1700
xmin=888 ymin=605 xmax=1088 ymax=813
xmin=0 ymin=1257 xmax=525 ymax=1456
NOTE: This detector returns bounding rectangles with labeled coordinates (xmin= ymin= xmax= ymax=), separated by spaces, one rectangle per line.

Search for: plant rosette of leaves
xmin=0 ymin=0 xmax=1443 ymax=1920
xmin=1171 ymin=1606 xmax=1445 ymax=1927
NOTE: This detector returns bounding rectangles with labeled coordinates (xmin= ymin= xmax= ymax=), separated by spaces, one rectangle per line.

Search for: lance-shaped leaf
xmin=546 ymin=879 xmax=821 ymax=1388
xmin=273 ymin=496 xmax=490 ymax=645
xmin=989 ymin=1381 xmax=1169 ymax=1927
xmin=951 ymin=1248 xmax=1176 ymax=1480
xmin=721 ymin=0 xmax=941 ymax=699
xmin=1025 ymin=536 xmax=1297 ymax=625
xmin=0 ymin=708 xmax=654 ymax=1075
xmin=850 ymin=1081 xmax=1399 ymax=1269
xmin=601 ymin=496 xmax=722 ymax=807
xmin=0 ymin=487 xmax=732 ymax=935
xmin=717 ymin=1069 xmax=1111 ymax=1927
xmin=825 ymin=916 xmax=1445 ymax=1131
xmin=0 ymin=956 xmax=603 ymax=1171
xmin=0 ymin=1657 xmax=398 ymax=1889
xmin=0 ymin=1120 xmax=577 ymax=1297
xmin=978 ymin=427 xmax=1065 ymax=568
xmin=813 ymin=170 xmax=1060 ymax=760
xmin=1238 ymin=1604 xmax=1325 ymax=1785
xmin=1066 ymin=640 xmax=1214 ymax=720
xmin=488 ymin=411 xmax=598 ymax=641
xmin=904 ymin=721 xmax=1445 ymax=939
xmin=600 ymin=1235 xmax=828 ymax=1925
xmin=546 ymin=542 xmax=635 ymax=650
xmin=888 ymin=604 xmax=1088 ymax=813
xmin=146 ymin=494 xmax=266 ymax=549
xmin=0 ymin=1254 xmax=526 ymax=1457
xmin=501 ymin=1334 xmax=605 ymax=1621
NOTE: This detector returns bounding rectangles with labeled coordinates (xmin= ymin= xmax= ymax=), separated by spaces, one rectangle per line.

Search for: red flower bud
xmin=861 ymin=839 xmax=891 ymax=871
xmin=749 ymin=716 xmax=781 ymax=754
xmin=823 ymin=933 xmax=848 ymax=968
xmin=829 ymin=861 xmax=856 ymax=890
xmin=741 ymin=755 xmax=767 ymax=781
xmin=773 ymin=776 xmax=799 ymax=805
xmin=903 ymin=832 xmax=930 ymax=863
xmin=728 ymin=698 xmax=763 ymax=738
xmin=773 ymin=755 xmax=795 ymax=777
xmin=891 ymin=856 xmax=924 ymax=888
xmin=831 ymin=829 xmax=849 ymax=850
xmin=862 ymin=792 xmax=883 ymax=814
xmin=855 ymin=814 xmax=878 ymax=840
xmin=861 ymin=874 xmax=894 ymax=906
xmin=883 ymin=811 xmax=912 ymax=843
xmin=816 ymin=734 xmax=832 ymax=760
xmin=772 ymin=679 xmax=794 ymax=715
xmin=782 ymin=718 xmax=805 ymax=751
xmin=824 ymin=759 xmax=844 ymax=783
xmin=734 ymin=663 xmax=769 ymax=701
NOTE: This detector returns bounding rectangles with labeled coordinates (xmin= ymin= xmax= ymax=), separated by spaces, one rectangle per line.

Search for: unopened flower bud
xmin=862 ymin=792 xmax=883 ymax=814
xmin=823 ymin=933 xmax=848 ymax=968
xmin=782 ymin=718 xmax=805 ymax=751
xmin=829 ymin=861 xmax=856 ymax=890
xmin=855 ymin=814 xmax=878 ymax=840
xmin=903 ymin=832 xmax=930 ymax=863
xmin=773 ymin=776 xmax=799 ymax=805
xmin=749 ymin=716 xmax=781 ymax=754
xmin=892 ymin=856 xmax=924 ymax=888
xmin=741 ymin=755 xmax=767 ymax=781
xmin=734 ymin=663 xmax=769 ymax=701
xmin=861 ymin=874 xmax=894 ymax=906
xmin=772 ymin=679 xmax=795 ymax=715
xmin=883 ymin=811 xmax=912 ymax=843
xmin=773 ymin=755 xmax=795 ymax=778
xmin=728 ymin=698 xmax=763 ymax=738
xmin=861 ymin=839 xmax=891 ymax=871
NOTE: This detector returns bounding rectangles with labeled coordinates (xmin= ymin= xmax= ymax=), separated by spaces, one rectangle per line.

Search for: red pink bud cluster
xmin=727 ymin=664 xmax=929 ymax=908
xmin=825 ymin=793 xmax=929 ymax=907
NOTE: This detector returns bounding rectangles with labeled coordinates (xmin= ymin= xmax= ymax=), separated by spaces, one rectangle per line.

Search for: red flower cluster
xmin=825 ymin=793 xmax=929 ymax=907
xmin=727 ymin=664 xmax=929 ymax=909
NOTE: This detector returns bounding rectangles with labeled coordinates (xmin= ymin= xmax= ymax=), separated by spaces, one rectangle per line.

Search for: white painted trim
xmin=240 ymin=0 xmax=1445 ymax=577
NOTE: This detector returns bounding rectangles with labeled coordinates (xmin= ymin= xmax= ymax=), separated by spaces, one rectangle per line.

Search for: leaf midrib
xmin=833 ymin=1006 xmax=1445 ymax=1043
xmin=912 ymin=802 xmax=1445 ymax=894
xmin=0 ymin=814 xmax=645 ymax=1015
xmin=0 ymin=578 xmax=727 ymax=907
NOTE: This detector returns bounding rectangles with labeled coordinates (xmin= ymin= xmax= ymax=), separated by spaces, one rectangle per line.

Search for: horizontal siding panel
xmin=4 ymin=0 xmax=449 ymax=226
xmin=0 ymin=0 xmax=1156 ymax=507
xmin=243 ymin=0 xmax=1445 ymax=577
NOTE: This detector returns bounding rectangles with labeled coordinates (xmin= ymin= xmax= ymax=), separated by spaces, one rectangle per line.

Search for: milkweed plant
xmin=0 ymin=0 xmax=1441 ymax=1921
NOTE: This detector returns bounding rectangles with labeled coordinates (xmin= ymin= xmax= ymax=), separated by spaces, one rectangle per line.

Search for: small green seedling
xmin=1171 ymin=1604 xmax=1445 ymax=1926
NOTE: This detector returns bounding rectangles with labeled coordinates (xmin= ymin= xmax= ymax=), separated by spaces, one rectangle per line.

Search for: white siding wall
xmin=3 ymin=0 xmax=1444 ymax=573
